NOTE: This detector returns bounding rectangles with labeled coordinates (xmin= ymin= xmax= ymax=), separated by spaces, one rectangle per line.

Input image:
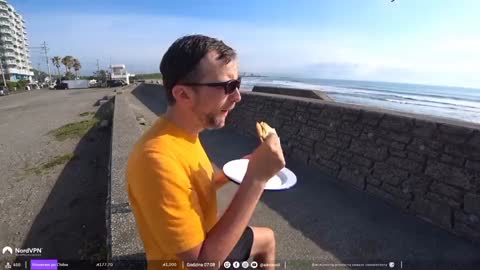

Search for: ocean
xmin=240 ymin=77 xmax=480 ymax=125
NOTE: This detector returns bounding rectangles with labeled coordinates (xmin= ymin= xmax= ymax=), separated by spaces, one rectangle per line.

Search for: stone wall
xmin=226 ymin=91 xmax=480 ymax=243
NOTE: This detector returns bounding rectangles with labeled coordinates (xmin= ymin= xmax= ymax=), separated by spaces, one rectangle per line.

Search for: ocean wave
xmin=241 ymin=77 xmax=480 ymax=123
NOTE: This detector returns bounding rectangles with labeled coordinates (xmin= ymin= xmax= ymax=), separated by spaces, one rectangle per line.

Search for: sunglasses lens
xmin=226 ymin=80 xmax=240 ymax=94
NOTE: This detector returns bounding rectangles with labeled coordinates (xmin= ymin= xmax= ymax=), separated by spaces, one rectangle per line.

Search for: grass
xmin=28 ymin=153 xmax=76 ymax=175
xmin=135 ymin=73 xmax=162 ymax=80
xmin=79 ymin=112 xmax=95 ymax=117
xmin=48 ymin=116 xmax=101 ymax=141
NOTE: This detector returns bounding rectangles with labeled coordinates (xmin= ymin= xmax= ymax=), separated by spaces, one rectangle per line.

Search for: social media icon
xmin=241 ymin=261 xmax=249 ymax=268
xmin=223 ymin=261 xmax=231 ymax=268
xmin=5 ymin=262 xmax=12 ymax=269
xmin=2 ymin=246 xmax=13 ymax=255
xmin=250 ymin=261 xmax=258 ymax=269
xmin=389 ymin=262 xmax=395 ymax=268
xmin=233 ymin=261 xmax=240 ymax=268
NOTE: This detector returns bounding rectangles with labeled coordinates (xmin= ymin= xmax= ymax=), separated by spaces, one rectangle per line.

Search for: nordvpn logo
xmin=2 ymin=246 xmax=13 ymax=255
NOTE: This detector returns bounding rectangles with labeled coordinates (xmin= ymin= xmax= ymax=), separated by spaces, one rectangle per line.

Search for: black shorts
xmin=222 ymin=226 xmax=254 ymax=266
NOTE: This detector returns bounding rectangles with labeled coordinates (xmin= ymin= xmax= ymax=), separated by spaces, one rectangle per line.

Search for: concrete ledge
xmin=252 ymin=85 xmax=333 ymax=101
xmin=108 ymin=91 xmax=146 ymax=268
xmin=226 ymin=90 xmax=480 ymax=244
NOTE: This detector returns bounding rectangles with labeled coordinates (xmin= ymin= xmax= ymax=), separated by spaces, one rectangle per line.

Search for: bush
xmin=17 ymin=79 xmax=28 ymax=90
xmin=6 ymin=81 xmax=17 ymax=90
xmin=0 ymin=80 xmax=30 ymax=90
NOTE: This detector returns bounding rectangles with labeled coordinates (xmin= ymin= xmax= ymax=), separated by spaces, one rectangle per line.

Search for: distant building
xmin=0 ymin=0 xmax=33 ymax=82
xmin=110 ymin=64 xmax=134 ymax=84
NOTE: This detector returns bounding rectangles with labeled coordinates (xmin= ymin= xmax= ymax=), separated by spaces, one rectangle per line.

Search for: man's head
xmin=160 ymin=35 xmax=241 ymax=130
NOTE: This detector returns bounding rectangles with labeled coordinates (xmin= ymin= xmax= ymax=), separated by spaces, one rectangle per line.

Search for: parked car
xmin=55 ymin=83 xmax=69 ymax=90
xmin=107 ymin=80 xmax=126 ymax=87
xmin=0 ymin=87 xmax=10 ymax=96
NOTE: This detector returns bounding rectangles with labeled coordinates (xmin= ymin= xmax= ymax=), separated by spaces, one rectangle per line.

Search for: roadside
xmin=0 ymin=88 xmax=120 ymax=266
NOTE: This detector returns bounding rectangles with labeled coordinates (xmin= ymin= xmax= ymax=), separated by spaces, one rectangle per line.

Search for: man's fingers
xmin=256 ymin=122 xmax=263 ymax=139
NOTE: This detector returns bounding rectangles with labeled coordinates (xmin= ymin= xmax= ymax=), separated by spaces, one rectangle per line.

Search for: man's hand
xmin=242 ymin=154 xmax=252 ymax=160
xmin=245 ymin=133 xmax=285 ymax=183
xmin=212 ymin=163 xmax=229 ymax=190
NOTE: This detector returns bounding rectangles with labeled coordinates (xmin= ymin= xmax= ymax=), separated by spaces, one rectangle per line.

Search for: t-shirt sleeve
xmin=128 ymin=148 xmax=206 ymax=255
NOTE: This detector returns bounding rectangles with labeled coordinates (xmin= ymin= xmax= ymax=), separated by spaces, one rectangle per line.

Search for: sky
xmin=12 ymin=0 xmax=480 ymax=88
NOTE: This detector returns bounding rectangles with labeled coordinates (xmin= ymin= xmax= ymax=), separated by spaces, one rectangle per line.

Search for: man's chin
xmin=205 ymin=116 xmax=226 ymax=130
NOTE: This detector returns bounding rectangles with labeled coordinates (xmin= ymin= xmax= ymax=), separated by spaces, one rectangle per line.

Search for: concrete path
xmin=0 ymin=87 xmax=117 ymax=265
xmin=127 ymin=84 xmax=480 ymax=270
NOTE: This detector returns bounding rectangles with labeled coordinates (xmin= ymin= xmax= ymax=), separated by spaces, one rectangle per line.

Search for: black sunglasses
xmin=179 ymin=78 xmax=241 ymax=95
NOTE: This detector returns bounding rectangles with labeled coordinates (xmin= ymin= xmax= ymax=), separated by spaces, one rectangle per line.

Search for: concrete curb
xmin=107 ymin=88 xmax=146 ymax=268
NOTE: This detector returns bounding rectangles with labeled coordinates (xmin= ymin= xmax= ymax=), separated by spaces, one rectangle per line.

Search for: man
xmin=126 ymin=35 xmax=285 ymax=270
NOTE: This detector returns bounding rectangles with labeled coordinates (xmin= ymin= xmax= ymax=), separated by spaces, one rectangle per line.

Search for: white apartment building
xmin=0 ymin=0 xmax=33 ymax=82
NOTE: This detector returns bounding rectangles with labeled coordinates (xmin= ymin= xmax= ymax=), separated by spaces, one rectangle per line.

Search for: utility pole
xmin=37 ymin=63 xmax=41 ymax=82
xmin=41 ymin=41 xmax=52 ymax=82
xmin=96 ymin=59 xmax=100 ymax=74
xmin=0 ymin=50 xmax=6 ymax=87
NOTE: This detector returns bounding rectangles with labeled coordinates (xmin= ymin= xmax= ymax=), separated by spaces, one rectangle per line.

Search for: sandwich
xmin=255 ymin=121 xmax=277 ymax=142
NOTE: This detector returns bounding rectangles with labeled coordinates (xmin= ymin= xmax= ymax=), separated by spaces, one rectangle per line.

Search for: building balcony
xmin=4 ymin=60 xmax=17 ymax=65
xmin=1 ymin=37 xmax=13 ymax=42
xmin=3 ymin=44 xmax=14 ymax=50
xmin=0 ymin=28 xmax=13 ymax=35
xmin=3 ymin=52 xmax=16 ymax=58
xmin=6 ymin=67 xmax=33 ymax=76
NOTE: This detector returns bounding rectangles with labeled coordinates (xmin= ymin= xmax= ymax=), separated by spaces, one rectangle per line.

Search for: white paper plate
xmin=223 ymin=159 xmax=297 ymax=191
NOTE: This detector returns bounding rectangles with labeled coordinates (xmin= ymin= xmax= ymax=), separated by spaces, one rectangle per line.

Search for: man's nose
xmin=230 ymin=88 xmax=241 ymax=103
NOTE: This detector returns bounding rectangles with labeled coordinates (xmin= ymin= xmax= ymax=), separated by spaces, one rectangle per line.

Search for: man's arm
xmin=177 ymin=135 xmax=285 ymax=269
xmin=212 ymin=154 xmax=252 ymax=190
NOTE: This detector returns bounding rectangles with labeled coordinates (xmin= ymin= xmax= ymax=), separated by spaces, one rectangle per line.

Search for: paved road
xmin=128 ymin=84 xmax=480 ymax=270
xmin=0 ymin=87 xmax=119 ymax=265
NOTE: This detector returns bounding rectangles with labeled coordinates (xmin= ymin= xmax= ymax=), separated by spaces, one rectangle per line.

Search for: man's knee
xmin=265 ymin=228 xmax=275 ymax=250
xmin=252 ymin=227 xmax=275 ymax=253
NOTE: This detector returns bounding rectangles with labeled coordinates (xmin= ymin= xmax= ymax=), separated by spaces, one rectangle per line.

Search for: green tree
xmin=63 ymin=71 xmax=75 ymax=80
xmin=61 ymin=56 xmax=74 ymax=74
xmin=32 ymin=68 xmax=48 ymax=82
xmin=73 ymin=58 xmax=81 ymax=78
xmin=94 ymin=69 xmax=109 ymax=82
xmin=51 ymin=56 xmax=62 ymax=79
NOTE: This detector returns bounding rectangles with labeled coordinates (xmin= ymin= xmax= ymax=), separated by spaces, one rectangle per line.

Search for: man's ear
xmin=172 ymin=85 xmax=195 ymax=106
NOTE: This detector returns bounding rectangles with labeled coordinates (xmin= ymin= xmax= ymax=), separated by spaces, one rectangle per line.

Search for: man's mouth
xmin=221 ymin=107 xmax=234 ymax=114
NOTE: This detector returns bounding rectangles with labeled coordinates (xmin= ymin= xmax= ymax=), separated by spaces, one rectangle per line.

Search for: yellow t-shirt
xmin=126 ymin=116 xmax=218 ymax=269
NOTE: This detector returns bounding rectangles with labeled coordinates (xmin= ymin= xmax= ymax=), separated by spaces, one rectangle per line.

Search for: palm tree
xmin=61 ymin=56 xmax=74 ymax=74
xmin=51 ymin=56 xmax=62 ymax=79
xmin=73 ymin=58 xmax=81 ymax=78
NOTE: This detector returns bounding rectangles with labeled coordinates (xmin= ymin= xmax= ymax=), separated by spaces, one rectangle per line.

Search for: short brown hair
xmin=160 ymin=35 xmax=237 ymax=105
